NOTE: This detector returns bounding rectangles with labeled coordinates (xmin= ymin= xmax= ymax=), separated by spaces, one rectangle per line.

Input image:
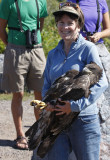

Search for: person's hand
xmin=45 ymin=102 xmax=55 ymax=112
xmin=89 ymin=32 xmax=102 ymax=43
xmin=54 ymin=99 xmax=71 ymax=116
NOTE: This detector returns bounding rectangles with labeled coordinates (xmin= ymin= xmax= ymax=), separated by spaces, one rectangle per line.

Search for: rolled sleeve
xmin=39 ymin=0 xmax=48 ymax=18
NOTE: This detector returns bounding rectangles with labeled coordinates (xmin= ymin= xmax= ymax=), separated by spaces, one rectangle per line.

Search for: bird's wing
xmin=25 ymin=109 xmax=52 ymax=150
xmin=36 ymin=111 xmax=79 ymax=158
xmin=72 ymin=74 xmax=91 ymax=99
xmin=43 ymin=70 xmax=79 ymax=102
xmin=37 ymin=134 xmax=58 ymax=158
xmin=50 ymin=112 xmax=79 ymax=134
xmin=37 ymin=112 xmax=78 ymax=158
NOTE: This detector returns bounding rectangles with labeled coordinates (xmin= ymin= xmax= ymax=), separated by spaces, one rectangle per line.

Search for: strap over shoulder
xmin=8 ymin=0 xmax=40 ymax=32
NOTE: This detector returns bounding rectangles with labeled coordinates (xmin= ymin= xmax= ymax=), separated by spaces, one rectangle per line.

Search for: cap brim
xmin=53 ymin=6 xmax=79 ymax=17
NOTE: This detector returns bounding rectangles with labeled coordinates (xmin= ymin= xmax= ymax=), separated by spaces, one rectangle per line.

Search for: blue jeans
xmin=47 ymin=114 xmax=101 ymax=160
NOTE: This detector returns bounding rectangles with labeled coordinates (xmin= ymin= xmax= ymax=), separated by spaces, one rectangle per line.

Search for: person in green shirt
xmin=0 ymin=0 xmax=48 ymax=150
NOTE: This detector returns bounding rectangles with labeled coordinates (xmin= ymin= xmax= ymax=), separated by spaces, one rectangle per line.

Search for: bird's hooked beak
xmin=82 ymin=67 xmax=92 ymax=75
xmin=30 ymin=100 xmax=47 ymax=109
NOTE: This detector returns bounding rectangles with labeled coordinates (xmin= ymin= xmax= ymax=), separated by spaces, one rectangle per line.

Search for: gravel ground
xmin=0 ymin=99 xmax=110 ymax=160
xmin=0 ymin=99 xmax=35 ymax=160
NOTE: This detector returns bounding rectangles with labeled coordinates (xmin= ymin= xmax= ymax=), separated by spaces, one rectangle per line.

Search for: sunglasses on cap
xmin=59 ymin=2 xmax=80 ymax=10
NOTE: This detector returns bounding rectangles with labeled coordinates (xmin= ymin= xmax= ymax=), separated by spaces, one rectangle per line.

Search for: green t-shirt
xmin=0 ymin=0 xmax=48 ymax=45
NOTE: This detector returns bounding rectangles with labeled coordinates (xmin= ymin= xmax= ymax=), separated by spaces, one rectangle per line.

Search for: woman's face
xmin=57 ymin=14 xmax=80 ymax=42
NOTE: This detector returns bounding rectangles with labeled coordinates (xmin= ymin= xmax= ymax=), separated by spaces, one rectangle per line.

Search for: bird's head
xmin=82 ymin=62 xmax=102 ymax=79
xmin=82 ymin=66 xmax=92 ymax=75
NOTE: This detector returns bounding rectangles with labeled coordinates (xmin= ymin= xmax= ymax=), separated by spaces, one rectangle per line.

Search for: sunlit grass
xmin=0 ymin=92 xmax=33 ymax=101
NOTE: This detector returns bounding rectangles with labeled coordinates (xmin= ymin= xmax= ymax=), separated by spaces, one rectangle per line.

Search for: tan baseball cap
xmin=53 ymin=6 xmax=80 ymax=17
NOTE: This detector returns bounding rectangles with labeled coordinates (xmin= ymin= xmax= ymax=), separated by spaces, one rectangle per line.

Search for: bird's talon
xmin=40 ymin=106 xmax=46 ymax=109
xmin=30 ymin=100 xmax=47 ymax=109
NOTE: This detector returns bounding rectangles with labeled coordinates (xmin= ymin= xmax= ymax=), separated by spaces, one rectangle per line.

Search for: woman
xmin=42 ymin=2 xmax=108 ymax=160
xmin=67 ymin=0 xmax=110 ymax=122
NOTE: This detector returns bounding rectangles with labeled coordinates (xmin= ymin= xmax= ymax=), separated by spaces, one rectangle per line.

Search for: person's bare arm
xmin=0 ymin=18 xmax=8 ymax=45
xmin=101 ymin=11 xmax=110 ymax=37
xmin=40 ymin=18 xmax=44 ymax=32
xmin=90 ymin=12 xmax=110 ymax=43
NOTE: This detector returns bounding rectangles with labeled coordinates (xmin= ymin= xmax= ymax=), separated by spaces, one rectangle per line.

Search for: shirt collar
xmin=57 ymin=34 xmax=84 ymax=51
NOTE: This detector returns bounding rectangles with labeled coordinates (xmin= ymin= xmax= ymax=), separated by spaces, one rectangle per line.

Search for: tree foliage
xmin=0 ymin=40 xmax=5 ymax=53
xmin=41 ymin=0 xmax=63 ymax=57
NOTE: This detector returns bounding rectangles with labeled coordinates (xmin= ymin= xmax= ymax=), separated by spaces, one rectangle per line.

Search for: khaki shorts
xmin=2 ymin=43 xmax=46 ymax=92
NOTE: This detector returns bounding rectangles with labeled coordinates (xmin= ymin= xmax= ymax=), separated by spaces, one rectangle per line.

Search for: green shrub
xmin=41 ymin=0 xmax=65 ymax=57
xmin=0 ymin=40 xmax=5 ymax=53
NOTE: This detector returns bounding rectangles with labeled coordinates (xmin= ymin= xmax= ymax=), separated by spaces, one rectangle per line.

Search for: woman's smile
xmin=57 ymin=14 xmax=80 ymax=41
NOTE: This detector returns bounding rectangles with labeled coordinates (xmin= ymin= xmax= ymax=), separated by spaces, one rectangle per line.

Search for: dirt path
xmin=0 ymin=99 xmax=35 ymax=160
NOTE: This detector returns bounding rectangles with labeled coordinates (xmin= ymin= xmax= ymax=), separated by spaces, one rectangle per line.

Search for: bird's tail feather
xmin=28 ymin=135 xmax=42 ymax=150
xmin=25 ymin=121 xmax=38 ymax=137
xmin=25 ymin=121 xmax=42 ymax=150
xmin=37 ymin=136 xmax=57 ymax=158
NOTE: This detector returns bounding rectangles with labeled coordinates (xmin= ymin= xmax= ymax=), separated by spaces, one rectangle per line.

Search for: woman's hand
xmin=45 ymin=102 xmax=55 ymax=112
xmin=89 ymin=32 xmax=102 ymax=43
xmin=54 ymin=99 xmax=72 ymax=116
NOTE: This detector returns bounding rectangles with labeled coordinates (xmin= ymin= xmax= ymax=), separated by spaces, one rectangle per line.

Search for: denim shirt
xmin=42 ymin=34 xmax=108 ymax=116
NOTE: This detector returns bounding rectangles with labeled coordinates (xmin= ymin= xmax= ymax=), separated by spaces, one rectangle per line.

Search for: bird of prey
xmin=25 ymin=62 xmax=102 ymax=158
